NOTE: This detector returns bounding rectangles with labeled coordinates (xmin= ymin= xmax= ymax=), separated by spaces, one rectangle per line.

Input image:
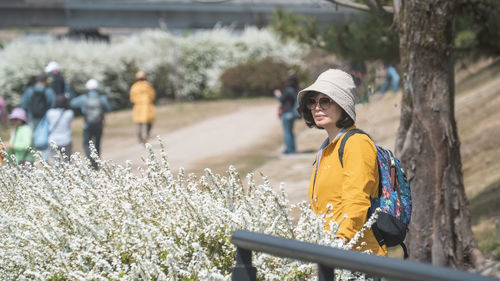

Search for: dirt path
xmin=100 ymin=103 xmax=281 ymax=172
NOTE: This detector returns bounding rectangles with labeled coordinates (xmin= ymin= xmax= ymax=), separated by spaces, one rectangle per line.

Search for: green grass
xmin=469 ymin=179 xmax=500 ymax=260
xmin=0 ymin=127 xmax=9 ymax=142
xmin=474 ymin=221 xmax=500 ymax=261
xmin=476 ymin=230 xmax=500 ymax=261
xmin=469 ymin=179 xmax=500 ymax=225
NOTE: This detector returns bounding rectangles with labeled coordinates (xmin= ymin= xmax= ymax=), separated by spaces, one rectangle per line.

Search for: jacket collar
xmin=320 ymin=125 xmax=357 ymax=150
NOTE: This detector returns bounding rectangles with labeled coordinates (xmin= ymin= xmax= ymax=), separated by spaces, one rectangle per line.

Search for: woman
xmin=297 ymin=69 xmax=386 ymax=256
xmin=4 ymin=108 xmax=33 ymax=164
xmin=130 ymin=71 xmax=156 ymax=144
xmin=274 ymin=74 xmax=299 ymax=154
xmin=46 ymin=95 xmax=74 ymax=161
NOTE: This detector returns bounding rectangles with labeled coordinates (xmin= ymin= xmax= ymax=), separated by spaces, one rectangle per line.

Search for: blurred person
xmin=20 ymin=73 xmax=56 ymax=130
xmin=0 ymin=90 xmax=7 ymax=129
xmin=45 ymin=61 xmax=72 ymax=98
xmin=4 ymin=108 xmax=33 ymax=164
xmin=297 ymin=69 xmax=386 ymax=256
xmin=46 ymin=95 xmax=74 ymax=161
xmin=273 ymin=73 xmax=299 ymax=155
xmin=70 ymin=78 xmax=111 ymax=169
xmin=380 ymin=64 xmax=400 ymax=94
xmin=350 ymin=62 xmax=369 ymax=104
xmin=130 ymin=71 xmax=156 ymax=144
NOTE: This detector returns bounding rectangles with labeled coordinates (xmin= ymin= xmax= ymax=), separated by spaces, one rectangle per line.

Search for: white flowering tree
xmin=0 ymin=27 xmax=307 ymax=110
xmin=0 ymin=142 xmax=377 ymax=280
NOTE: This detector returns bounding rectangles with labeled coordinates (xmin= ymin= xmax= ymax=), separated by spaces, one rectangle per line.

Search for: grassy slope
xmin=456 ymin=59 xmax=500 ymax=198
xmin=455 ymin=58 xmax=500 ymax=260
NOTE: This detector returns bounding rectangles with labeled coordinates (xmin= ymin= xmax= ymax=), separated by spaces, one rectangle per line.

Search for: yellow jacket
xmin=309 ymin=126 xmax=387 ymax=255
xmin=130 ymin=81 xmax=156 ymax=124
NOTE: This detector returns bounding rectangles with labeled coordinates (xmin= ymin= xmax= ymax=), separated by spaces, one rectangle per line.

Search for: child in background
xmin=46 ymin=95 xmax=74 ymax=162
xmin=4 ymin=108 xmax=34 ymax=164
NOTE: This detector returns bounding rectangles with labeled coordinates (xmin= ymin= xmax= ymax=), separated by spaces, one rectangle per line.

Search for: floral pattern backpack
xmin=339 ymin=129 xmax=412 ymax=258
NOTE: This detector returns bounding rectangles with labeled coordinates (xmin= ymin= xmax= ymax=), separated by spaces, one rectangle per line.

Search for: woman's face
xmin=307 ymin=92 xmax=342 ymax=130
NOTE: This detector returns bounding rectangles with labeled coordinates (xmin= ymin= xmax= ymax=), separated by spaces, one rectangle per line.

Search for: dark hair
xmin=54 ymin=95 xmax=70 ymax=109
xmin=36 ymin=73 xmax=48 ymax=83
xmin=298 ymin=92 xmax=354 ymax=129
xmin=336 ymin=109 xmax=355 ymax=128
xmin=286 ymin=73 xmax=298 ymax=89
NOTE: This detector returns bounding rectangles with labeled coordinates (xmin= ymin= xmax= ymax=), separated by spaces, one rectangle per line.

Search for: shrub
xmin=219 ymin=57 xmax=309 ymax=99
xmin=220 ymin=57 xmax=289 ymax=98
xmin=0 ymin=142 xmax=377 ymax=280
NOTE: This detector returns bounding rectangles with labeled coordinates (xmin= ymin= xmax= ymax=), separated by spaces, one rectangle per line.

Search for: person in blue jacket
xmin=380 ymin=65 xmax=400 ymax=94
xmin=70 ymin=79 xmax=111 ymax=169
xmin=273 ymin=74 xmax=300 ymax=154
xmin=20 ymin=74 xmax=56 ymax=130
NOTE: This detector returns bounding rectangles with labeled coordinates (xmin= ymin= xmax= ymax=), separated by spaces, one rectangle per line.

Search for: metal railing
xmin=231 ymin=230 xmax=498 ymax=281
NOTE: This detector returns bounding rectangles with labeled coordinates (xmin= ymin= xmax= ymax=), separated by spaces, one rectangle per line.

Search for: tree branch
xmin=192 ymin=0 xmax=232 ymax=3
xmin=365 ymin=0 xmax=393 ymax=16
xmin=324 ymin=0 xmax=394 ymax=14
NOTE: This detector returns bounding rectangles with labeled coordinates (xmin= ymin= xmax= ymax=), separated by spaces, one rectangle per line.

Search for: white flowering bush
xmin=0 ymin=142 xmax=377 ymax=280
xmin=0 ymin=27 xmax=308 ymax=109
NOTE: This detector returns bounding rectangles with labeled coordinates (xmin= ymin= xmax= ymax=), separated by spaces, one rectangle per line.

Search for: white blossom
xmin=0 ymin=143 xmax=375 ymax=280
xmin=0 ymin=27 xmax=308 ymax=106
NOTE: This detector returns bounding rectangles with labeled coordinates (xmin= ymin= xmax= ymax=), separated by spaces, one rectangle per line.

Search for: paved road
xmin=102 ymin=103 xmax=281 ymax=172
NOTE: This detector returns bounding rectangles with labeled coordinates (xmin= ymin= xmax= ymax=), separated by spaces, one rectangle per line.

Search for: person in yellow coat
xmin=130 ymin=71 xmax=156 ymax=144
xmin=297 ymin=69 xmax=386 ymax=256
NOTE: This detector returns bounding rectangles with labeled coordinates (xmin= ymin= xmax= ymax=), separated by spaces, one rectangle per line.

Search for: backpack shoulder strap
xmin=338 ymin=128 xmax=367 ymax=168
xmin=49 ymin=109 xmax=65 ymax=133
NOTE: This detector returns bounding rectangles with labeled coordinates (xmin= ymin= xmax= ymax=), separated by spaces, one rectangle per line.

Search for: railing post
xmin=231 ymin=247 xmax=257 ymax=281
xmin=318 ymin=264 xmax=334 ymax=281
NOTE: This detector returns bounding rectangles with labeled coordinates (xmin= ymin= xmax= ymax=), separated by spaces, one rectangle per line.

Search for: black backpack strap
xmin=373 ymin=225 xmax=410 ymax=259
xmin=338 ymin=128 xmax=367 ymax=168
xmin=401 ymin=242 xmax=409 ymax=259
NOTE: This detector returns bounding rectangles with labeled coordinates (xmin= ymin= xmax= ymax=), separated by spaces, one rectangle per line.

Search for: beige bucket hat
xmin=298 ymin=69 xmax=357 ymax=121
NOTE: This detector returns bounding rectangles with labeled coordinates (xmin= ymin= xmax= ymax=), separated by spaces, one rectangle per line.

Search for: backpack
xmin=338 ymin=129 xmax=412 ymax=258
xmin=284 ymin=86 xmax=301 ymax=119
xmin=292 ymin=93 xmax=300 ymax=119
xmin=33 ymin=111 xmax=65 ymax=150
xmin=30 ymin=88 xmax=48 ymax=118
xmin=84 ymin=94 xmax=104 ymax=127
xmin=33 ymin=116 xmax=50 ymax=150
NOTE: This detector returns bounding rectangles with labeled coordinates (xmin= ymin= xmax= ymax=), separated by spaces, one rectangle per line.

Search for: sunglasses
xmin=306 ymin=97 xmax=334 ymax=110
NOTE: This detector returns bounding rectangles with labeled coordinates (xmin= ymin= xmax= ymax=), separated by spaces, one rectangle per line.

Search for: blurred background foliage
xmin=270 ymin=0 xmax=500 ymax=64
xmin=0 ymin=28 xmax=307 ymax=111
xmin=1 ymin=0 xmax=498 ymax=112
xmin=455 ymin=0 xmax=500 ymax=59
xmin=220 ymin=57 xmax=307 ymax=98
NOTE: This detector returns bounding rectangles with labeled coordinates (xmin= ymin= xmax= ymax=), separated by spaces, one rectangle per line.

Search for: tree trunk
xmin=395 ymin=0 xmax=483 ymax=269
